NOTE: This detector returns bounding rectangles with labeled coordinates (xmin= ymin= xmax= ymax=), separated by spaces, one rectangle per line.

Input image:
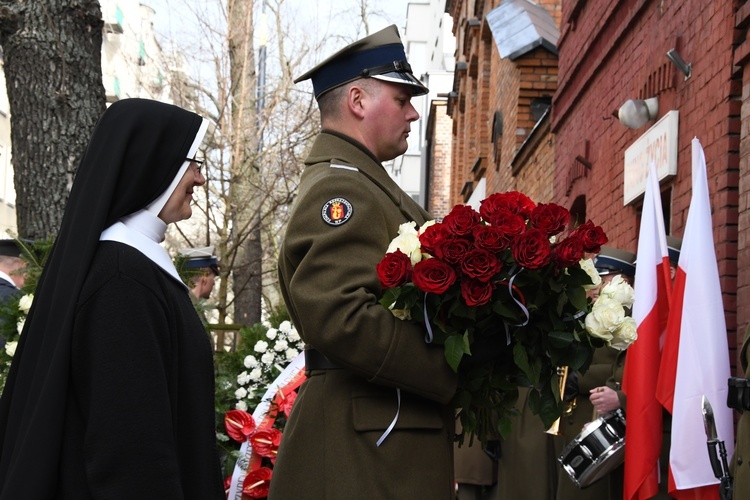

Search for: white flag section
xmin=668 ymin=138 xmax=734 ymax=491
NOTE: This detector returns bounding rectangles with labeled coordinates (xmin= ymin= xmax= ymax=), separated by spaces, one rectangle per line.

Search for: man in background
xmin=179 ymin=245 xmax=219 ymax=301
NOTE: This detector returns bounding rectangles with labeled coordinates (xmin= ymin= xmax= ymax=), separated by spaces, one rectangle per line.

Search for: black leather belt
xmin=304 ymin=348 xmax=342 ymax=370
xmin=728 ymin=377 xmax=750 ymax=412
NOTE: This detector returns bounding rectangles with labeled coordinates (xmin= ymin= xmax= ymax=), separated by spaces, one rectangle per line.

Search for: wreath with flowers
xmin=376 ymin=191 xmax=636 ymax=443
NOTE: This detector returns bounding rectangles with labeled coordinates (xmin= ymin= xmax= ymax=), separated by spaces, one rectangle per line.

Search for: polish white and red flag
xmin=655 ymin=137 xmax=734 ymax=499
xmin=622 ymin=161 xmax=672 ymax=500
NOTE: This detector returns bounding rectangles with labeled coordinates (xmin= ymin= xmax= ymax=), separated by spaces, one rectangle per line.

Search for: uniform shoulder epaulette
xmin=329 ymin=163 xmax=359 ymax=172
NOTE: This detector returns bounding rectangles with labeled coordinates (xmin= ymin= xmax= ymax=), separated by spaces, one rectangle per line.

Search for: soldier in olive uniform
xmin=730 ymin=329 xmax=750 ymax=499
xmin=269 ymin=26 xmax=458 ymax=499
xmin=556 ymin=246 xmax=634 ymax=500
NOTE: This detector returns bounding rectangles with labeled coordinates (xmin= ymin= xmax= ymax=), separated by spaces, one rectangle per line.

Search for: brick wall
xmin=555 ymin=0 xmax=742 ymax=364
xmin=449 ymin=0 xmax=560 ymax=207
xmin=427 ymin=101 xmax=455 ymax=220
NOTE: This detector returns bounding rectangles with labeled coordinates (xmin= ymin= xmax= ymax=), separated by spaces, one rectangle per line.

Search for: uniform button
xmin=738 ymin=456 xmax=744 ymax=465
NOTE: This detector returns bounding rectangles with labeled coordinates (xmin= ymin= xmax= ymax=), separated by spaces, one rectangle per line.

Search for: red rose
xmin=480 ymin=191 xmax=536 ymax=222
xmin=225 ymin=409 xmax=256 ymax=443
xmin=419 ymin=223 xmax=449 ymax=256
xmin=443 ymin=204 xmax=480 ymax=237
xmin=461 ymin=278 xmax=495 ymax=307
xmin=529 ymin=203 xmax=570 ymax=237
xmin=251 ymin=428 xmax=283 ymax=461
xmin=511 ymin=228 xmax=552 ymax=269
xmin=473 ymin=224 xmax=510 ymax=252
xmin=488 ymin=210 xmax=527 ymax=236
xmin=434 ymin=237 xmax=473 ymax=265
xmin=571 ymin=220 xmax=608 ymax=253
xmin=242 ymin=467 xmax=273 ymax=498
xmin=552 ymin=236 xmax=585 ymax=268
xmin=460 ymin=248 xmax=503 ymax=282
xmin=412 ymin=258 xmax=457 ymax=294
xmin=376 ymin=250 xmax=413 ymax=288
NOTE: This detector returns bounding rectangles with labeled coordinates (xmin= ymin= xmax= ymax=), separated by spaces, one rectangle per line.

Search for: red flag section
xmin=622 ymin=162 xmax=671 ymax=500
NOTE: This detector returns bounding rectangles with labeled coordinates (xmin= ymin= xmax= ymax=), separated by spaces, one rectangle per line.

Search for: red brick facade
xmin=425 ymin=100 xmax=455 ymax=219
xmin=448 ymin=0 xmax=560 ymax=205
xmin=555 ymin=0 xmax=743 ymax=367
xmin=445 ymin=0 xmax=750 ymax=369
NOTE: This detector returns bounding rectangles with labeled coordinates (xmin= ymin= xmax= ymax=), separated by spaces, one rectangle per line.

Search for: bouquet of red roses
xmin=376 ymin=191 xmax=613 ymax=443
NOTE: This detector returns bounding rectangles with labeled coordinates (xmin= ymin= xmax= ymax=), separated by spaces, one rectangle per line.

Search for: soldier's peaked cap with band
xmin=294 ymin=24 xmax=429 ymax=99
xmin=593 ymin=246 xmax=636 ymax=279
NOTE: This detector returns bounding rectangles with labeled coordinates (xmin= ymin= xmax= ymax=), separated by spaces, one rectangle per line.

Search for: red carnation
xmin=460 ymin=278 xmax=495 ymax=307
xmin=529 ymin=203 xmax=570 ymax=237
xmin=480 ymin=191 xmax=536 ymax=222
xmin=225 ymin=409 xmax=256 ymax=443
xmin=434 ymin=237 xmax=473 ymax=265
xmin=571 ymin=220 xmax=608 ymax=253
xmin=419 ymin=223 xmax=449 ymax=256
xmin=473 ymin=224 xmax=510 ymax=252
xmin=251 ymin=428 xmax=283 ymax=462
xmin=243 ymin=467 xmax=273 ymax=499
xmin=376 ymin=250 xmax=413 ymax=288
xmin=460 ymin=248 xmax=503 ymax=282
xmin=412 ymin=258 xmax=457 ymax=294
xmin=511 ymin=228 xmax=552 ymax=270
xmin=443 ymin=204 xmax=481 ymax=237
xmin=552 ymin=236 xmax=585 ymax=268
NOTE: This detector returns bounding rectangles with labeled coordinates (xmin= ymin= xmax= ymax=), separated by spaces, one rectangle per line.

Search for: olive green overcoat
xmin=556 ymin=346 xmax=626 ymax=500
xmin=269 ymin=132 xmax=458 ymax=500
xmin=731 ymin=332 xmax=750 ymax=500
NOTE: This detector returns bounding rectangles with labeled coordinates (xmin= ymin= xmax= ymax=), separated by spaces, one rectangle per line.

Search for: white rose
xmin=388 ymin=302 xmax=412 ymax=321
xmin=16 ymin=318 xmax=25 ymax=335
xmin=279 ymin=320 xmax=293 ymax=334
xmin=600 ymin=275 xmax=635 ymax=308
xmin=261 ymin=352 xmax=275 ymax=364
xmin=18 ymin=294 xmax=33 ymax=314
xmin=610 ymin=316 xmax=638 ymax=350
xmin=266 ymin=328 xmax=278 ymax=340
xmin=237 ymin=371 xmax=250 ymax=386
xmin=5 ymin=341 xmax=17 ymax=357
xmin=419 ymin=220 xmax=436 ymax=234
xmin=235 ymin=400 xmax=248 ymax=411
xmin=249 ymin=368 xmax=263 ymax=381
xmin=254 ymin=340 xmax=268 ymax=353
xmin=243 ymin=355 xmax=258 ymax=368
xmin=274 ymin=339 xmax=289 ymax=352
xmin=579 ymin=259 xmax=602 ymax=290
xmin=288 ymin=328 xmax=301 ymax=342
xmin=235 ymin=387 xmax=248 ymax=400
xmin=285 ymin=348 xmax=299 ymax=361
xmin=386 ymin=222 xmax=422 ymax=265
xmin=585 ymin=297 xmax=626 ymax=342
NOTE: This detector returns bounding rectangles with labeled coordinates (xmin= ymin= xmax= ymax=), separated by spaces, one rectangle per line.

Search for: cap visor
xmin=372 ymin=72 xmax=429 ymax=96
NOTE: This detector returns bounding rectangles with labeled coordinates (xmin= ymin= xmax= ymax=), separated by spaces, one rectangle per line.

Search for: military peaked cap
xmin=295 ymin=24 xmax=429 ymax=99
xmin=594 ymin=246 xmax=636 ymax=279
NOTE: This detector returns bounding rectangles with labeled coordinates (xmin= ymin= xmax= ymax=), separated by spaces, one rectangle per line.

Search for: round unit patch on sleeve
xmin=321 ymin=197 xmax=353 ymax=226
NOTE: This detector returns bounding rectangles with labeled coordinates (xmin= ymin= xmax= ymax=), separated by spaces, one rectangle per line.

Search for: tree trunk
xmin=227 ymin=0 xmax=261 ymax=327
xmin=0 ymin=0 xmax=106 ymax=240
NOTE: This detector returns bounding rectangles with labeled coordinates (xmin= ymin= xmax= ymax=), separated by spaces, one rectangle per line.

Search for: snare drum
xmin=558 ymin=409 xmax=626 ymax=488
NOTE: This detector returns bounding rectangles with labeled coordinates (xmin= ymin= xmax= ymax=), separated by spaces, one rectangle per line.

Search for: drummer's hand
xmin=589 ymin=386 xmax=620 ymax=414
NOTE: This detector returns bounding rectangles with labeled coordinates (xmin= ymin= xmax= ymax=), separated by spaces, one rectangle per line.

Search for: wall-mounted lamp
xmin=617 ymin=97 xmax=659 ymax=129
xmin=666 ymin=48 xmax=692 ymax=80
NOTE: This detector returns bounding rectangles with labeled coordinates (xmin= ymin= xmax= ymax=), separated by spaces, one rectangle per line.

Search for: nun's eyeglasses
xmin=186 ymin=158 xmax=203 ymax=173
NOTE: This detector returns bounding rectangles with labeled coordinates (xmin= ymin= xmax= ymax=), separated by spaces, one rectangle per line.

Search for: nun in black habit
xmin=0 ymin=99 xmax=225 ymax=498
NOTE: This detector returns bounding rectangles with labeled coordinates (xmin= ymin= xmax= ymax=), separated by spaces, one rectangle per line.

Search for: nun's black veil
xmin=0 ymin=98 xmax=204 ymax=497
